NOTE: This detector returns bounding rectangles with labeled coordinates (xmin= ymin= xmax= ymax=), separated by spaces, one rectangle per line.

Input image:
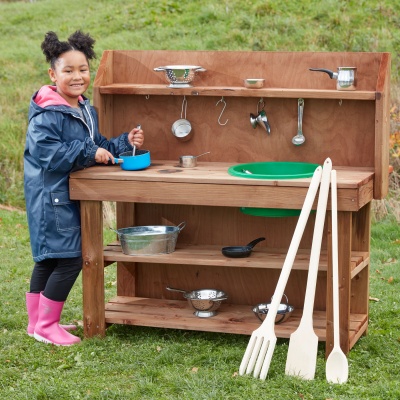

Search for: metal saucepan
xmin=179 ymin=151 xmax=210 ymax=168
xmin=171 ymin=96 xmax=193 ymax=141
xmin=309 ymin=67 xmax=357 ymax=91
xmin=222 ymin=237 xmax=266 ymax=258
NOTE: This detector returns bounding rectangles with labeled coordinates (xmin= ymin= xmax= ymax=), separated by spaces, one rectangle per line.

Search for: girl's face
xmin=48 ymin=50 xmax=90 ymax=107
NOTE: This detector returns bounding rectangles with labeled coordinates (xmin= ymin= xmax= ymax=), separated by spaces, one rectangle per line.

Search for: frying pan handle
xmin=309 ymin=68 xmax=335 ymax=79
xmin=247 ymin=237 xmax=266 ymax=249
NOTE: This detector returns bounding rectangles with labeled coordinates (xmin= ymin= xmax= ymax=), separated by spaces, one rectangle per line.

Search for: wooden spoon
xmin=325 ymin=169 xmax=349 ymax=384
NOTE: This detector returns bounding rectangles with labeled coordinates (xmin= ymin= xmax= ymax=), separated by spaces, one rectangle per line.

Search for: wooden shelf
xmin=104 ymin=296 xmax=368 ymax=342
xmin=99 ymin=84 xmax=377 ymax=100
xmin=104 ymin=243 xmax=369 ymax=279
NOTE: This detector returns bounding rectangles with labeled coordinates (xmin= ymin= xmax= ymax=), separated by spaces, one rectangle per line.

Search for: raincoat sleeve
xmin=90 ymin=106 xmax=133 ymax=156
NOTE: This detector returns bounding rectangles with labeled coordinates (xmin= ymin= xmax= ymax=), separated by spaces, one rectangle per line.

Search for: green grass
xmin=1 ymin=208 xmax=399 ymax=399
xmin=1 ymin=1 xmax=400 ymax=397
xmin=1 ymin=0 xmax=400 ymax=208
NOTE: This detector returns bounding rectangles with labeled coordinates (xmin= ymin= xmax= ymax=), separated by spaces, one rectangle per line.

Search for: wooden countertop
xmin=69 ymin=161 xmax=374 ymax=211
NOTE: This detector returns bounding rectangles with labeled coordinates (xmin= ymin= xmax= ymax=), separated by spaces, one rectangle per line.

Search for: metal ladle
xmin=292 ymin=99 xmax=305 ymax=146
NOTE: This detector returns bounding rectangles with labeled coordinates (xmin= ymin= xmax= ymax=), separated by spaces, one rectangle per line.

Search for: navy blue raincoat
xmin=24 ymin=85 xmax=133 ymax=262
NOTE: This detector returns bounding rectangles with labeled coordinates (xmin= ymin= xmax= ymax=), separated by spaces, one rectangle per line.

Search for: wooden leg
xmin=350 ymin=203 xmax=371 ymax=337
xmin=81 ymin=200 xmax=105 ymax=338
xmin=116 ymin=202 xmax=136 ymax=297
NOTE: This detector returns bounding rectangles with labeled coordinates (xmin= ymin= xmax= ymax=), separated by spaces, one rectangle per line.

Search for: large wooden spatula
xmin=285 ymin=157 xmax=332 ymax=380
xmin=325 ymin=169 xmax=349 ymax=384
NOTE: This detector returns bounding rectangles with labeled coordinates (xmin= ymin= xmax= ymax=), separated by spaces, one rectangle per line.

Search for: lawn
xmin=0 ymin=0 xmax=400 ymax=398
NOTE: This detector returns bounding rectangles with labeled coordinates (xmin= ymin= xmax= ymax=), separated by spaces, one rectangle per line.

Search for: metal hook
xmin=145 ymin=95 xmax=150 ymax=100
xmin=216 ymin=97 xmax=228 ymax=126
xmin=339 ymin=99 xmax=343 ymax=106
xmin=257 ymin=98 xmax=265 ymax=113
xmin=181 ymin=96 xmax=187 ymax=119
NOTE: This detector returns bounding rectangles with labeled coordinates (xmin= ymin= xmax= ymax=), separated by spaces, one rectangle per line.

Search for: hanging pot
xmin=171 ymin=96 xmax=193 ymax=141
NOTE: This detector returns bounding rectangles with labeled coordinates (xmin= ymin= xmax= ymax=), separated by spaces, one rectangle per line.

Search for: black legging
xmin=29 ymin=257 xmax=82 ymax=302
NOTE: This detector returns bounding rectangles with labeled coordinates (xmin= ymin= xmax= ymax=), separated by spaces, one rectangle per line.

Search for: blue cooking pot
xmin=115 ymin=149 xmax=151 ymax=171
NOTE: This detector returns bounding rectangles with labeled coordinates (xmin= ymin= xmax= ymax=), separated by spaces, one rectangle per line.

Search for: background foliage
xmin=0 ymin=1 xmax=399 ymax=399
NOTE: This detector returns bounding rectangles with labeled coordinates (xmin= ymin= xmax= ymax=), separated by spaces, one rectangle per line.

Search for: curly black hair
xmin=41 ymin=31 xmax=96 ymax=68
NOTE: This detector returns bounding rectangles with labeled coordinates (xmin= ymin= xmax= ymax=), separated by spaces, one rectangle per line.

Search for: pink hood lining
xmin=34 ymin=85 xmax=84 ymax=108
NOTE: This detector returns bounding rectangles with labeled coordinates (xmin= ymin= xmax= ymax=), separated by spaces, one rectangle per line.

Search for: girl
xmin=24 ymin=31 xmax=144 ymax=346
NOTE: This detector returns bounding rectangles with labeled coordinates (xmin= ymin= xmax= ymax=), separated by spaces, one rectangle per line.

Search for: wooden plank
xmin=93 ymin=50 xmax=114 ymax=139
xmin=103 ymin=296 xmax=367 ymax=344
xmin=70 ymin=163 xmax=374 ymax=187
xmin=116 ymin=203 xmax=136 ymax=297
xmin=103 ymin=243 xmax=369 ymax=273
xmin=81 ymin=200 xmax=106 ymax=337
xmin=99 ymin=84 xmax=377 ymax=100
xmin=374 ymin=52 xmax=391 ymax=198
xmin=69 ymin=164 xmax=374 ymax=211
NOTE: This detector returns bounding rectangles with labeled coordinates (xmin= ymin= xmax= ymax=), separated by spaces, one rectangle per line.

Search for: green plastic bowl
xmin=228 ymin=161 xmax=319 ymax=217
xmin=228 ymin=161 xmax=319 ymax=179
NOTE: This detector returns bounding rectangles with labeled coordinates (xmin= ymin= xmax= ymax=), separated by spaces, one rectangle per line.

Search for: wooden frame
xmin=71 ymin=50 xmax=390 ymax=357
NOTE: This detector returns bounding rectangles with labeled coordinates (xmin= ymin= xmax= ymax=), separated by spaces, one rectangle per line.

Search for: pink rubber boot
xmin=26 ymin=292 xmax=77 ymax=337
xmin=33 ymin=293 xmax=81 ymax=346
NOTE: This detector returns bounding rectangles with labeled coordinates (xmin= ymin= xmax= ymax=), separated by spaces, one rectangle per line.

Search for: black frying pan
xmin=222 ymin=237 xmax=266 ymax=258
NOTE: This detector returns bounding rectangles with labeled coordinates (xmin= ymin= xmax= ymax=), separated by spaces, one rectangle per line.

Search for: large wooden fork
xmin=239 ymin=162 xmax=325 ymax=379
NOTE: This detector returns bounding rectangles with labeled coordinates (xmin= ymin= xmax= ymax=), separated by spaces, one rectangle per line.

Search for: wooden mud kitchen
xmin=69 ymin=50 xmax=390 ymax=357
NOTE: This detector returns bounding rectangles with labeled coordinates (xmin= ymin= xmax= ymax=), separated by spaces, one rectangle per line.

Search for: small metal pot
xmin=179 ymin=152 xmax=210 ymax=168
xmin=309 ymin=67 xmax=357 ymax=91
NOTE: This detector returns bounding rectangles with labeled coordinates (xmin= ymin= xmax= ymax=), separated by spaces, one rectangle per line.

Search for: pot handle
xmin=114 ymin=158 xmax=124 ymax=164
xmin=177 ymin=221 xmax=186 ymax=231
xmin=154 ymin=67 xmax=166 ymax=71
xmin=309 ymin=68 xmax=335 ymax=79
xmin=166 ymin=286 xmax=187 ymax=294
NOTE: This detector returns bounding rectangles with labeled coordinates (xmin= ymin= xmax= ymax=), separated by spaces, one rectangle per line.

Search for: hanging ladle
xmin=222 ymin=237 xmax=266 ymax=258
xmin=292 ymin=98 xmax=306 ymax=146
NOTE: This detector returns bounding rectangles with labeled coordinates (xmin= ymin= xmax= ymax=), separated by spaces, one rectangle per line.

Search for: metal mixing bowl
xmin=253 ymin=296 xmax=294 ymax=324
xmin=154 ymin=65 xmax=206 ymax=87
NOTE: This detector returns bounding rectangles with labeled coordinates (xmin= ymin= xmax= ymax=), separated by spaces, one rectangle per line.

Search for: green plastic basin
xmin=228 ymin=161 xmax=319 ymax=217
xmin=228 ymin=161 xmax=319 ymax=180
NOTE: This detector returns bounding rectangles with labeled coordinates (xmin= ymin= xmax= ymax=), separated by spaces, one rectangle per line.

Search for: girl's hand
xmin=95 ymin=147 xmax=114 ymax=164
xmin=128 ymin=126 xmax=144 ymax=148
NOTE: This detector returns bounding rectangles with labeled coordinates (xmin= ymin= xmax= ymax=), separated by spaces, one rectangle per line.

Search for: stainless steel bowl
xmin=166 ymin=287 xmax=228 ymax=318
xmin=154 ymin=65 xmax=206 ymax=87
xmin=253 ymin=296 xmax=294 ymax=324
xmin=114 ymin=223 xmax=185 ymax=255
